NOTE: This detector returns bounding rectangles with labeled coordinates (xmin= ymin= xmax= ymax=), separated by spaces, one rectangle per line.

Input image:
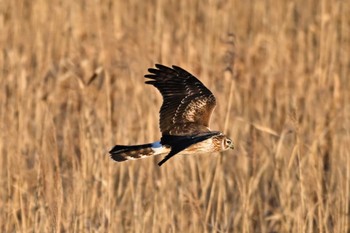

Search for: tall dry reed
xmin=0 ymin=0 xmax=349 ymax=232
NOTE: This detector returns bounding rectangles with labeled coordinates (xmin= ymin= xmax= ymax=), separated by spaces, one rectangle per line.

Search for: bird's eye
xmin=226 ymin=139 xmax=231 ymax=145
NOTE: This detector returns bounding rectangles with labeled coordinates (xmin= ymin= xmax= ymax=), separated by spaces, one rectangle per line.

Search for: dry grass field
xmin=1 ymin=0 xmax=349 ymax=232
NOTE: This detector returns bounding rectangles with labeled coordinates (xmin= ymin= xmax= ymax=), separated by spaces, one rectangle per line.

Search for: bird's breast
xmin=180 ymin=137 xmax=221 ymax=155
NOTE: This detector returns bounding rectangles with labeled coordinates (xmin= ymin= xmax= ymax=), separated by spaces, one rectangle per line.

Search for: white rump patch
xmin=151 ymin=141 xmax=168 ymax=155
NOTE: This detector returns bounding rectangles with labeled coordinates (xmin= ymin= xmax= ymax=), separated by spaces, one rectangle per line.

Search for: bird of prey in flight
xmin=109 ymin=64 xmax=234 ymax=166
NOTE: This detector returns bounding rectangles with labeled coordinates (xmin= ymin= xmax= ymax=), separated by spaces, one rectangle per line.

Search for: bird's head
xmin=223 ymin=136 xmax=234 ymax=150
xmin=214 ymin=134 xmax=234 ymax=151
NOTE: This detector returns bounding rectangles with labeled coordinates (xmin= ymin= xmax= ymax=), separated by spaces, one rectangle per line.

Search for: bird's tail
xmin=109 ymin=141 xmax=168 ymax=162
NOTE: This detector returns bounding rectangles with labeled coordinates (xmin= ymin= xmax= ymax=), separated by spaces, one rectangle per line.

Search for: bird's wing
xmin=145 ymin=64 xmax=216 ymax=135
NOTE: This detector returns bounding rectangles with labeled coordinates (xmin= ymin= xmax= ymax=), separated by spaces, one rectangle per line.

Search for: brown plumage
xmin=109 ymin=64 xmax=234 ymax=166
xmin=145 ymin=64 xmax=216 ymax=135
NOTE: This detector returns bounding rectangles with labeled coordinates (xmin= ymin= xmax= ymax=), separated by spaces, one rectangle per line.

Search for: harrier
xmin=109 ymin=64 xmax=234 ymax=166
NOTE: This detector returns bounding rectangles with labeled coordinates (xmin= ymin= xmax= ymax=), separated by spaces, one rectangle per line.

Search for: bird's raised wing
xmin=145 ymin=64 xmax=216 ymax=135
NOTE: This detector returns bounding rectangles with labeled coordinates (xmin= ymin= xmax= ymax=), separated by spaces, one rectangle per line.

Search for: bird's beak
xmin=230 ymin=143 xmax=235 ymax=150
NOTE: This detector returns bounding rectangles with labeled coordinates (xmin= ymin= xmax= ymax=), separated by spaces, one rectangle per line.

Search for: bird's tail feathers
xmin=109 ymin=141 xmax=167 ymax=162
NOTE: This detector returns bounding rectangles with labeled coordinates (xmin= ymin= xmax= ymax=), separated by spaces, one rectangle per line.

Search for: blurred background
xmin=0 ymin=0 xmax=349 ymax=232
